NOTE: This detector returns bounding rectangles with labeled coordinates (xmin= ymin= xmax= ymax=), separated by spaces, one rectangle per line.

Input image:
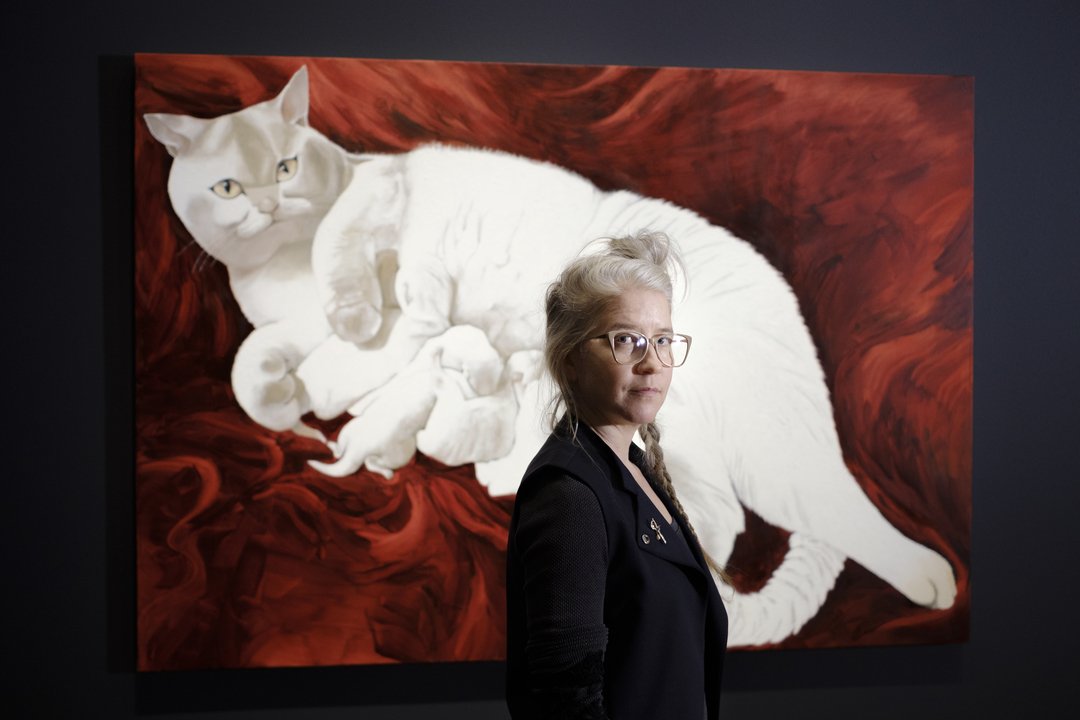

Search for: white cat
xmin=144 ymin=68 xmax=501 ymax=445
xmin=145 ymin=66 xmax=957 ymax=647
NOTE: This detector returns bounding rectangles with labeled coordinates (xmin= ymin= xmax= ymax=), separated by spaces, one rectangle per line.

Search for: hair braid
xmin=641 ymin=421 xmax=732 ymax=586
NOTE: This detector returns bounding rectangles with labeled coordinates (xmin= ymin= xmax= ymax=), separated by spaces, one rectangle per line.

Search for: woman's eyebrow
xmin=605 ymin=323 xmax=640 ymax=332
xmin=606 ymin=322 xmax=675 ymax=334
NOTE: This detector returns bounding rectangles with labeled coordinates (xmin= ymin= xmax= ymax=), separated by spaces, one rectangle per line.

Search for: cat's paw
xmin=893 ymin=548 xmax=958 ymax=609
xmin=308 ymin=415 xmax=416 ymax=479
xmin=232 ymin=340 xmax=310 ymax=432
xmin=324 ymin=274 xmax=384 ymax=345
xmin=327 ymin=296 xmax=383 ymax=345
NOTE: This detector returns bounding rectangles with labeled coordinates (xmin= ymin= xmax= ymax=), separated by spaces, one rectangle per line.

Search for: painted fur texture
xmin=145 ymin=67 xmax=957 ymax=647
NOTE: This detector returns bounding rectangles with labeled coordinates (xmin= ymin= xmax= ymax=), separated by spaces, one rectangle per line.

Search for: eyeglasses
xmin=592 ymin=330 xmax=692 ymax=367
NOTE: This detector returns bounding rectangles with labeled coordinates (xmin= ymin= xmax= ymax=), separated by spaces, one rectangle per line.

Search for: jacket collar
xmin=571 ymin=420 xmax=707 ymax=579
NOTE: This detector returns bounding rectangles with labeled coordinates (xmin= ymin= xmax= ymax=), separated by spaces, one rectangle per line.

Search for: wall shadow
xmin=101 ymin=54 xmax=136 ymax=676
xmin=134 ymin=661 xmax=506 ymax=714
xmin=723 ymin=642 xmax=963 ymax=693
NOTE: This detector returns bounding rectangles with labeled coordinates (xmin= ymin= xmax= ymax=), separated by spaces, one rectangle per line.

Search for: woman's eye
xmin=656 ymin=336 xmax=672 ymax=347
xmin=613 ymin=332 xmax=643 ymax=345
xmin=276 ymin=157 xmax=298 ymax=182
xmin=210 ymin=179 xmax=244 ymax=198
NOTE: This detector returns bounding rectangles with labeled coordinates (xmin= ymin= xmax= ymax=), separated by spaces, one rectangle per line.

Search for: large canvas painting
xmin=134 ymin=54 xmax=972 ymax=671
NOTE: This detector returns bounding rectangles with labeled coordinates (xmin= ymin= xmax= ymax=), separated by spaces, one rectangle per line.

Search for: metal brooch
xmin=650 ymin=518 xmax=667 ymax=544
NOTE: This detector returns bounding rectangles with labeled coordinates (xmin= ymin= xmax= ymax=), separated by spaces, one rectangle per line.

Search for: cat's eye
xmin=211 ymin=178 xmax=244 ymax=198
xmin=276 ymin=157 xmax=298 ymax=182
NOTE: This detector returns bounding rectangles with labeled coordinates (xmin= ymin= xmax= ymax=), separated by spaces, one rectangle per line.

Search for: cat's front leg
xmin=311 ymin=154 xmax=408 ymax=345
xmin=231 ymin=318 xmax=333 ymax=433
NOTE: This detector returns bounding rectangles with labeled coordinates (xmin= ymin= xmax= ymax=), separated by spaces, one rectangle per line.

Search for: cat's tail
xmin=723 ymin=532 xmax=847 ymax=646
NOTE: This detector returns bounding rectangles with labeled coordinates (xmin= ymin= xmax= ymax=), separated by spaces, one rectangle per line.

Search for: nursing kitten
xmin=146 ymin=67 xmax=957 ymax=647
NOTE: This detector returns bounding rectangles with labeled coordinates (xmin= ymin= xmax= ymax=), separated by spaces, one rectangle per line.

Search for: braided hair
xmin=640 ymin=421 xmax=731 ymax=582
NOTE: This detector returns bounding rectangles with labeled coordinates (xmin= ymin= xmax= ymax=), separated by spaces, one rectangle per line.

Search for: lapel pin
xmin=650 ymin=518 xmax=667 ymax=544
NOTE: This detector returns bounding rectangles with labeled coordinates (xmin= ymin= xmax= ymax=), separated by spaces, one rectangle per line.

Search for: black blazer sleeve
xmin=514 ymin=471 xmax=611 ymax=719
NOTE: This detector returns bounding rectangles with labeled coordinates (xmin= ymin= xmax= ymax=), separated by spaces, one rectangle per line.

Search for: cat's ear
xmin=144 ymin=113 xmax=205 ymax=157
xmin=276 ymin=66 xmax=310 ymax=127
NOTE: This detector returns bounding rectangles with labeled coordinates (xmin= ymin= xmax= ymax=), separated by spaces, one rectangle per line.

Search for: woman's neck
xmin=579 ymin=415 xmax=638 ymax=466
xmin=580 ymin=416 xmax=673 ymax=524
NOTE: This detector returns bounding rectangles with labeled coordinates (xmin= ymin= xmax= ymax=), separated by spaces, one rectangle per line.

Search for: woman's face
xmin=566 ymin=286 xmax=674 ymax=430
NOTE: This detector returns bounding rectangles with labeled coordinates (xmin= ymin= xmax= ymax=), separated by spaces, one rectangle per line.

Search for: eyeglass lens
xmin=612 ymin=333 xmax=689 ymax=367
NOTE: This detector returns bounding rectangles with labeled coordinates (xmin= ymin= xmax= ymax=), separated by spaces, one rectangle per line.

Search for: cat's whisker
xmin=191 ymin=250 xmax=217 ymax=274
xmin=177 ymin=237 xmax=200 ymax=256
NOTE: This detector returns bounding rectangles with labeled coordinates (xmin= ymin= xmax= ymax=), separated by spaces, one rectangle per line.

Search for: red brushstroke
xmin=134 ymin=55 xmax=972 ymax=668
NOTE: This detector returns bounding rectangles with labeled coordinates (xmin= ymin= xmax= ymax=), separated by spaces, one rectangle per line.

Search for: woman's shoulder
xmin=522 ymin=430 xmax=582 ymax=478
xmin=513 ymin=469 xmax=609 ymax=556
xmin=516 ymin=468 xmax=602 ymax=515
xmin=522 ymin=427 xmax=618 ymax=500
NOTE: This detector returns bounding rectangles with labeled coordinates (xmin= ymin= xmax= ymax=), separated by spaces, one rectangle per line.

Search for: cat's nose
xmin=258 ymin=196 xmax=279 ymax=213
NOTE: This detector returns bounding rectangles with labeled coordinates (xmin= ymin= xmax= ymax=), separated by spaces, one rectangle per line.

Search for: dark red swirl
xmin=134 ymin=54 xmax=971 ymax=668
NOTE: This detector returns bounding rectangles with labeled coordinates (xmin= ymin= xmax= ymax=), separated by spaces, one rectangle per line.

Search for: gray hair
xmin=543 ymin=229 xmax=684 ymax=429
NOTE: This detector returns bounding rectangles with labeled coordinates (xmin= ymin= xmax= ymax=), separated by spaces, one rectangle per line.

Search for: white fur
xmin=145 ymin=67 xmax=356 ymax=435
xmin=146 ymin=68 xmax=957 ymax=647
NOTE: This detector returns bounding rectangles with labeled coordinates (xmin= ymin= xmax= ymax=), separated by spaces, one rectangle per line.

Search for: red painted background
xmin=134 ymin=54 xmax=972 ymax=670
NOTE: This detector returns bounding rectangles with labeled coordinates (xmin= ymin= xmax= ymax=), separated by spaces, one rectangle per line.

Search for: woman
xmin=506 ymin=230 xmax=729 ymax=720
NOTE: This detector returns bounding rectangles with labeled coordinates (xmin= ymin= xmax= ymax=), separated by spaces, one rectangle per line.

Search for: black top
xmin=506 ymin=422 xmax=727 ymax=719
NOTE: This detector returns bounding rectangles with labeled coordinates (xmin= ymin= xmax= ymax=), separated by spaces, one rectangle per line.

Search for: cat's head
xmin=145 ymin=66 xmax=349 ymax=270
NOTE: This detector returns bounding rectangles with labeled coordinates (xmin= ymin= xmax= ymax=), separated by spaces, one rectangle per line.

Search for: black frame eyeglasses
xmin=592 ymin=330 xmax=692 ymax=367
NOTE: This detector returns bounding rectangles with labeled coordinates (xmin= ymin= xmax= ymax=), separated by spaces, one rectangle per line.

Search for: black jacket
xmin=506 ymin=422 xmax=727 ymax=719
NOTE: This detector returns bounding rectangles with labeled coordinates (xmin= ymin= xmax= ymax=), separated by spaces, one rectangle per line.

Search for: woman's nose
xmin=635 ymin=343 xmax=663 ymax=372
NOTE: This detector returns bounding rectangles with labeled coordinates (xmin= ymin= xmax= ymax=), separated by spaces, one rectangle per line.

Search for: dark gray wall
xmin=6 ymin=1 xmax=1078 ymax=717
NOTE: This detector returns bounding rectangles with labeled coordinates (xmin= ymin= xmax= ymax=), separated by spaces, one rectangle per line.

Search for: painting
xmin=134 ymin=53 xmax=972 ymax=671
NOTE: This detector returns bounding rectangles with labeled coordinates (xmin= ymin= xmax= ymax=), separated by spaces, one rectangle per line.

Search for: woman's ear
xmin=563 ymin=351 xmax=578 ymax=384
